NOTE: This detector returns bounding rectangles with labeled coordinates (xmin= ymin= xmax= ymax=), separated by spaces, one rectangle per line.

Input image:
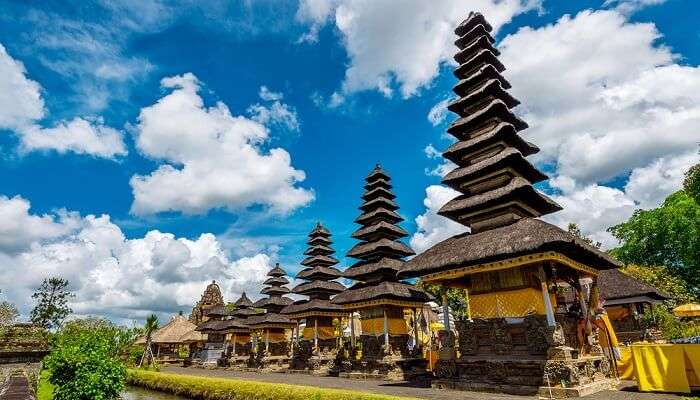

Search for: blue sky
xmin=0 ymin=0 xmax=698 ymax=323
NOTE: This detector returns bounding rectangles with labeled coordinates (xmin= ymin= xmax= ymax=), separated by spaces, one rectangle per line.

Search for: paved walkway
xmin=161 ymin=366 xmax=682 ymax=400
xmin=0 ymin=372 xmax=34 ymax=400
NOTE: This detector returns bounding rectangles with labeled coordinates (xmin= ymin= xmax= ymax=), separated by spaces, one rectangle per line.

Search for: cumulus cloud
xmin=130 ymin=73 xmax=313 ymax=215
xmin=603 ymin=0 xmax=667 ymax=14
xmin=412 ymin=9 xmax=700 ymax=251
xmin=247 ymin=86 xmax=300 ymax=132
xmin=0 ymin=195 xmax=274 ymax=323
xmin=427 ymin=98 xmax=451 ymax=126
xmin=410 ymin=185 xmax=466 ymax=254
xmin=297 ymin=0 xmax=541 ymax=98
xmin=0 ymin=43 xmax=127 ymax=159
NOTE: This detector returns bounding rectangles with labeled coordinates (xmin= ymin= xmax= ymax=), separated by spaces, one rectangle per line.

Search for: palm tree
xmin=139 ymin=314 xmax=159 ymax=367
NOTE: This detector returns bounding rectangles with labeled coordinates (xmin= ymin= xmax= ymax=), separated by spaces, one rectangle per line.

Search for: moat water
xmin=121 ymin=386 xmax=190 ymax=399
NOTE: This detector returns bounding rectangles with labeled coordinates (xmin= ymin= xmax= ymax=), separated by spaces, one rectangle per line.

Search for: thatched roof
xmin=448 ymin=79 xmax=516 ymax=116
xmin=599 ymin=269 xmax=670 ymax=302
xmin=301 ymin=255 xmax=339 ymax=266
xmin=455 ymin=12 xmax=492 ymax=37
xmin=454 ymin=34 xmax=499 ymax=64
xmin=453 ymin=64 xmax=511 ymax=98
xmin=261 ymin=285 xmax=290 ymax=295
xmin=304 ymin=244 xmax=335 ymax=256
xmin=455 ymin=22 xmax=493 ymax=50
xmin=342 ymin=258 xmax=404 ymax=280
xmin=354 ymin=208 xmax=403 ymax=225
xmin=447 ymin=99 xmax=527 ymax=138
xmin=281 ymin=298 xmax=344 ymax=315
xmin=309 ymin=222 xmax=331 ymax=237
xmin=399 ymin=218 xmax=620 ymax=279
xmin=246 ymin=312 xmax=295 ymax=328
xmin=253 ymin=296 xmax=293 ymax=309
xmin=362 ymin=186 xmax=395 ymax=201
xmin=292 ymin=280 xmax=345 ymax=295
xmin=442 ymin=122 xmax=538 ymax=163
xmin=296 ymin=266 xmax=342 ymax=280
xmin=233 ymin=292 xmax=253 ymax=308
xmin=196 ymin=318 xmax=248 ymax=333
xmin=179 ymin=329 xmax=204 ymax=343
xmin=454 ymin=49 xmax=505 ymax=78
xmin=366 ymin=164 xmax=390 ymax=181
xmin=308 ymin=235 xmax=332 ymax=245
xmin=267 ymin=263 xmax=287 ymax=277
xmin=352 ymin=221 xmax=408 ymax=241
xmin=138 ymin=314 xmax=198 ymax=344
xmin=263 ymin=276 xmax=289 ymax=286
xmin=231 ymin=307 xmax=262 ymax=318
xmin=347 ymin=238 xmax=415 ymax=259
xmin=331 ymin=281 xmax=431 ymax=305
xmin=364 ymin=178 xmax=391 ymax=190
xmin=442 ymin=148 xmax=547 ymax=190
xmin=360 ymin=197 xmax=399 ymax=212
xmin=205 ymin=305 xmax=230 ymax=317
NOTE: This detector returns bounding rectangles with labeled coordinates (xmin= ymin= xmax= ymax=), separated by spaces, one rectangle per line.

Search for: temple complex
xmin=332 ymin=165 xmax=431 ymax=381
xmin=399 ymin=12 xmax=621 ymax=397
xmin=281 ymin=222 xmax=346 ymax=375
xmin=247 ymin=264 xmax=295 ymax=370
xmin=227 ymin=292 xmax=259 ymax=368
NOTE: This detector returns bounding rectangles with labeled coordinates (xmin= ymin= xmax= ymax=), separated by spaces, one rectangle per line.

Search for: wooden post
xmin=265 ymin=329 xmax=270 ymax=353
xmin=413 ymin=308 xmax=420 ymax=352
xmin=383 ymin=308 xmax=389 ymax=347
xmin=350 ymin=312 xmax=356 ymax=347
xmin=233 ymin=333 xmax=237 ymax=356
xmin=313 ymin=317 xmax=318 ymax=350
xmin=538 ymin=266 xmax=556 ymax=327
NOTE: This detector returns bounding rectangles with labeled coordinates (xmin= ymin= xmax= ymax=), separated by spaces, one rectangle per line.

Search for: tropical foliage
xmin=43 ymin=318 xmax=129 ymax=400
xmin=684 ymin=161 xmax=700 ymax=204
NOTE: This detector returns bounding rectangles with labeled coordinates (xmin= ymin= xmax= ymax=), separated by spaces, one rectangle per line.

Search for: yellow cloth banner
xmin=684 ymin=345 xmax=700 ymax=388
xmin=301 ymin=326 xmax=335 ymax=340
xmin=617 ymin=346 xmax=635 ymax=380
xmin=262 ymin=332 xmax=287 ymax=343
xmin=229 ymin=334 xmax=250 ymax=344
xmin=361 ymin=317 xmax=408 ymax=335
xmin=632 ymin=344 xmax=690 ymax=393
xmin=469 ymin=288 xmax=548 ymax=319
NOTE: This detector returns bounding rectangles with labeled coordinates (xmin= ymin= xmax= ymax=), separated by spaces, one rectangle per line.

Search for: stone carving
xmin=491 ymin=319 xmax=512 ymax=355
xmin=189 ymin=281 xmax=224 ymax=325
xmin=435 ymin=359 xmax=457 ymax=379
xmin=455 ymin=320 xmax=477 ymax=355
xmin=524 ymin=315 xmax=550 ymax=355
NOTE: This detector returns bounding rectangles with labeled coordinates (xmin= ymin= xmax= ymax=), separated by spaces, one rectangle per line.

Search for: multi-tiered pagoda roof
xmin=282 ymin=223 xmax=345 ymax=318
xmin=333 ymin=165 xmax=430 ymax=308
xmin=248 ymin=264 xmax=294 ymax=328
xmin=400 ymin=12 xmax=618 ymax=279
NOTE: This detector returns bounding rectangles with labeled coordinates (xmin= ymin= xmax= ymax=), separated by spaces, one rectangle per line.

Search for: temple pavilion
xmin=247 ymin=263 xmax=295 ymax=370
xmin=332 ymin=165 xmax=431 ymax=380
xmin=227 ymin=292 xmax=260 ymax=367
xmin=281 ymin=222 xmax=346 ymax=374
xmin=399 ymin=12 xmax=620 ymax=397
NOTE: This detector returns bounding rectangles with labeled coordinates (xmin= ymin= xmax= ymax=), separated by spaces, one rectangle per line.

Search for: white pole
xmin=383 ymin=308 xmax=389 ymax=347
xmin=314 ymin=317 xmax=318 ymax=350
xmin=350 ymin=313 xmax=355 ymax=347
xmin=265 ymin=329 xmax=270 ymax=353
xmin=538 ymin=266 xmax=556 ymax=327
xmin=233 ymin=333 xmax=237 ymax=356
xmin=442 ymin=291 xmax=450 ymax=331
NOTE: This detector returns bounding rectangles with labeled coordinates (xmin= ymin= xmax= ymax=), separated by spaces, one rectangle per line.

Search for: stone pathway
xmin=0 ymin=372 xmax=34 ymax=400
xmin=161 ymin=366 xmax=683 ymax=400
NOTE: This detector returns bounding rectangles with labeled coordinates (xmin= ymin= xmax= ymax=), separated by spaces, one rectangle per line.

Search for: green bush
xmin=44 ymin=319 xmax=127 ymax=399
xmin=127 ymin=369 xmax=419 ymax=400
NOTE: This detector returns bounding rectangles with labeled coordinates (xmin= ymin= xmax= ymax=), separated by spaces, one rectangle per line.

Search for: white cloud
xmin=424 ymin=144 xmax=456 ymax=177
xmin=427 ymin=98 xmax=450 ymax=126
xmin=624 ymin=151 xmax=700 ymax=209
xmin=297 ymin=0 xmax=541 ymax=98
xmin=247 ymin=86 xmax=300 ymax=132
xmin=410 ymin=185 xmax=467 ymax=254
xmin=20 ymin=118 xmax=127 ymax=158
xmin=603 ymin=0 xmax=667 ymax=14
xmin=0 ymin=195 xmax=274 ymax=323
xmin=130 ymin=73 xmax=313 ymax=215
xmin=0 ymin=42 xmax=127 ymax=159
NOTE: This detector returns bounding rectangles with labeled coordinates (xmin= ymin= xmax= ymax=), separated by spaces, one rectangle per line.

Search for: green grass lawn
xmin=127 ymin=369 xmax=421 ymax=400
xmin=36 ymin=370 xmax=54 ymax=400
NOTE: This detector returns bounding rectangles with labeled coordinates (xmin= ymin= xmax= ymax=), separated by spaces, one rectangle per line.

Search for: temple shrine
xmin=247 ymin=263 xmax=295 ymax=370
xmin=399 ymin=12 xmax=621 ymax=397
xmin=281 ymin=223 xmax=346 ymax=374
xmin=227 ymin=292 xmax=260 ymax=368
xmin=332 ymin=165 xmax=431 ymax=381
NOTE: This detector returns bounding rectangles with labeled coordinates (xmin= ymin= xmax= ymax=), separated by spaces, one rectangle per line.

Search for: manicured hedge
xmin=127 ymin=369 xmax=419 ymax=400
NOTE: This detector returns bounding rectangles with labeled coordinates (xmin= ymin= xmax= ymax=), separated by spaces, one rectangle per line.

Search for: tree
xmin=44 ymin=318 xmax=127 ymax=400
xmin=139 ymin=314 xmax=159 ymax=367
xmin=30 ymin=277 xmax=74 ymax=330
xmin=684 ymin=161 xmax=700 ymax=204
xmin=620 ymin=264 xmax=696 ymax=307
xmin=608 ymin=191 xmax=700 ymax=295
xmin=0 ymin=301 xmax=19 ymax=327
xmin=567 ymin=222 xmax=601 ymax=249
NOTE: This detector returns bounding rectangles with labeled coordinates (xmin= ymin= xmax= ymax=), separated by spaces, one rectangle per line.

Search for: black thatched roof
xmin=342 ymin=258 xmax=404 ymax=279
xmin=281 ymin=298 xmax=344 ymax=315
xmin=366 ymin=164 xmax=390 ymax=181
xmin=267 ymin=263 xmax=287 ymax=277
xmin=599 ymin=269 xmax=670 ymax=302
xmin=354 ymin=207 xmax=403 ymax=225
xmin=292 ymin=280 xmax=345 ymax=295
xmin=233 ymin=292 xmax=253 ymax=308
xmin=304 ymin=244 xmax=335 ymax=256
xmin=204 ymin=305 xmax=229 ymax=317
xmin=455 ymin=22 xmax=493 ymax=50
xmin=263 ymin=276 xmax=289 ymax=286
xmin=364 ymin=178 xmax=392 ymax=190
xmin=196 ymin=318 xmax=247 ymax=332
xmin=454 ymin=49 xmax=505 ymax=78
xmin=448 ymin=78 xmax=517 ymax=116
xmin=359 ymin=197 xmax=399 ymax=212
xmin=442 ymin=149 xmax=548 ymax=190
xmin=447 ymin=99 xmax=527 ymax=138
xmin=331 ymin=281 xmax=431 ymax=305
xmin=347 ymin=238 xmax=415 ymax=259
xmin=442 ymin=122 xmax=538 ymax=163
xmin=351 ymin=220 xmax=408 ymax=241
xmin=362 ymin=186 xmax=396 ymax=201
xmin=296 ymin=266 xmax=342 ymax=280
xmin=301 ymin=254 xmax=339 ymax=266
xmin=399 ymin=218 xmax=620 ymax=279
xmin=308 ymin=235 xmax=332 ymax=245
xmin=231 ymin=307 xmax=262 ymax=318
xmin=454 ymin=34 xmax=499 ymax=64
xmin=453 ymin=64 xmax=511 ymax=97
xmin=246 ymin=312 xmax=295 ymax=327
xmin=309 ymin=222 xmax=331 ymax=237
xmin=253 ymin=296 xmax=293 ymax=309
xmin=455 ymin=12 xmax=492 ymax=37
xmin=261 ymin=286 xmax=290 ymax=296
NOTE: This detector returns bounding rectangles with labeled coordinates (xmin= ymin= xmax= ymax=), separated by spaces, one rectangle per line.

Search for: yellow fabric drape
xmin=684 ymin=345 xmax=700 ymax=388
xmin=229 ymin=334 xmax=250 ymax=344
xmin=632 ymin=344 xmax=690 ymax=393
xmin=264 ymin=332 xmax=287 ymax=343
xmin=360 ymin=317 xmax=408 ymax=335
xmin=301 ymin=326 xmax=335 ymax=340
xmin=469 ymin=287 xmax=550 ymax=319
xmin=596 ymin=314 xmax=619 ymax=350
xmin=617 ymin=346 xmax=635 ymax=380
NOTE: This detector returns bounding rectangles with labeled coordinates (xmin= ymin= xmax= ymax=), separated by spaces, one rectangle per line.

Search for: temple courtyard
xmin=158 ymin=366 xmax=679 ymax=400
